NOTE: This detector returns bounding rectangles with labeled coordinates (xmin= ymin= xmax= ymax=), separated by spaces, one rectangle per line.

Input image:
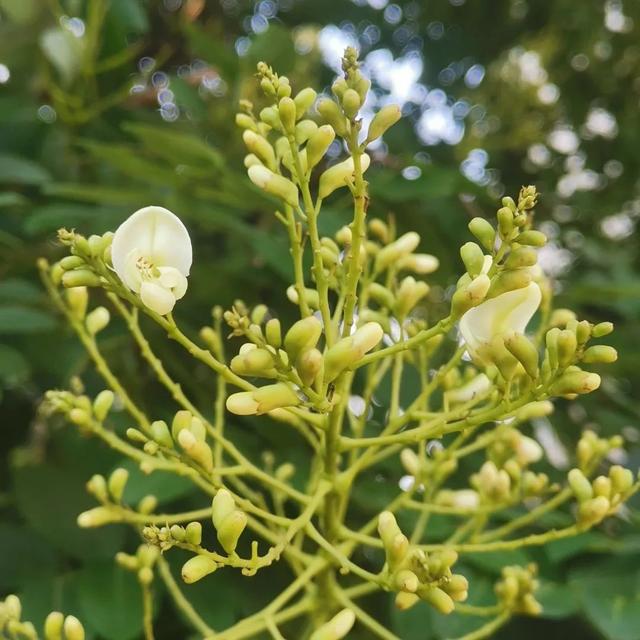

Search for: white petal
xmin=158 ymin=266 xmax=188 ymax=300
xmin=459 ymin=283 xmax=541 ymax=354
xmin=122 ymin=249 xmax=143 ymax=292
xmin=140 ymin=281 xmax=176 ymax=315
xmin=112 ymin=206 xmax=192 ymax=285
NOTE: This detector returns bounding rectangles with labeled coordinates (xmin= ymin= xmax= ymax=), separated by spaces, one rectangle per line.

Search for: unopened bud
xmin=86 ymin=306 xmax=110 ymax=335
xmin=181 ymin=556 xmax=218 ymax=584
xmin=185 ymin=521 xmax=202 ymax=545
xmin=582 ymin=345 xmax=617 ymax=364
xmin=284 ymin=316 xmax=322 ymax=361
xmin=515 ymin=230 xmax=547 ymax=247
xmin=551 ymin=369 xmax=600 ymax=395
xmin=44 ymin=611 xmax=64 ymax=640
xmin=367 ymin=104 xmax=402 ymax=142
xmin=398 ymin=253 xmax=440 ymax=274
xmin=577 ymin=496 xmax=610 ymax=527
xmin=63 ymin=616 xmax=85 ymax=640
xmin=317 ymin=97 xmax=348 ymax=136
xmin=108 ymin=467 xmax=129 ymax=502
xmin=150 ymin=420 xmax=173 ymax=448
xmin=242 ymin=130 xmax=276 ymax=169
xmin=420 ymin=586 xmax=455 ymax=614
xmin=460 ymin=242 xmax=485 ymax=276
xmin=278 ymin=97 xmax=296 ymax=133
xmin=592 ymin=321 xmax=614 ymax=338
xmin=318 ymin=154 xmax=371 ymax=199
xmin=296 ymin=348 xmax=323 ymax=386
xmin=375 ymin=232 xmax=421 ymax=272
xmin=171 ymin=410 xmax=193 ymax=440
xmin=309 ymin=609 xmax=356 ymax=640
xmin=451 ymin=274 xmax=491 ymax=317
xmin=610 ymin=465 xmax=633 ymax=495
xmin=178 ymin=430 xmax=213 ymax=472
xmin=216 ymin=509 xmax=248 ymax=554
xmin=62 ymin=270 xmax=101 ymax=289
xmin=77 ymin=506 xmax=116 ymax=528
xmin=505 ymin=247 xmax=537 ymax=269
xmin=568 ymin=468 xmax=593 ymax=502
xmin=248 ymin=165 xmax=299 ymax=207
xmin=468 ymin=217 xmax=496 ymax=252
xmin=504 ymin=332 xmax=539 ymax=378
xmin=231 ymin=348 xmax=276 ymax=378
xmin=65 ymin=285 xmax=89 ymax=318
xmin=306 ymin=125 xmax=336 ymax=169
xmin=295 ymin=119 xmax=318 ymax=144
xmin=235 ymin=113 xmax=257 ymax=131
xmin=265 ymin=318 xmax=282 ymax=348
xmin=293 ymin=87 xmax=317 ymax=119
xmin=93 ymin=390 xmax=114 ymax=421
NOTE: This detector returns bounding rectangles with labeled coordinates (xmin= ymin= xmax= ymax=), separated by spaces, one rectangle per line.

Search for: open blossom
xmin=111 ymin=206 xmax=192 ymax=316
xmin=459 ymin=282 xmax=542 ymax=359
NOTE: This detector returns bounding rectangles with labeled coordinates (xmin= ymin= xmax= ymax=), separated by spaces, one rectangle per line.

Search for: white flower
xmin=459 ymin=282 xmax=541 ymax=358
xmin=111 ymin=206 xmax=192 ymax=316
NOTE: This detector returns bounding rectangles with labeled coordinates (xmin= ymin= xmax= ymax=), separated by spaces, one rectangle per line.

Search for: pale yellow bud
xmin=63 ymin=616 xmax=85 ymax=640
xmin=216 ymin=510 xmax=248 ymax=554
xmin=107 ymin=467 xmax=129 ymax=502
xmin=242 ymin=130 xmax=276 ymax=169
xmin=294 ymin=87 xmax=317 ymax=119
xmin=77 ymin=506 xmax=116 ymax=528
xmin=85 ymin=306 xmax=110 ymax=335
xmin=318 ymin=154 xmax=371 ymax=199
xmin=310 ymin=609 xmax=356 ymax=640
xmin=284 ymin=316 xmax=322 ymax=361
xmin=181 ymin=556 xmax=218 ymax=584
xmin=367 ymin=104 xmax=402 ymax=142
xmin=398 ymin=253 xmax=439 ymax=274
xmin=226 ymin=391 xmax=260 ymax=416
xmin=92 ymin=390 xmax=114 ymax=421
xmin=248 ymin=165 xmax=299 ymax=207
xmin=306 ymin=125 xmax=336 ymax=169
xmin=375 ymin=232 xmax=420 ymax=272
xmin=44 ymin=611 xmax=64 ymax=640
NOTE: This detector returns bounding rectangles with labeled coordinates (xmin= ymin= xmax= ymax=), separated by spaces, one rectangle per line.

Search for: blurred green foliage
xmin=0 ymin=1 xmax=639 ymax=638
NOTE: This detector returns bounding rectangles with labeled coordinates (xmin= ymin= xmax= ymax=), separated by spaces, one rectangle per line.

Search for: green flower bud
xmin=126 ymin=428 xmax=147 ymax=443
xmin=582 ymin=345 xmax=618 ymax=364
xmin=576 ymin=320 xmax=591 ymax=345
xmin=354 ymin=75 xmax=371 ymax=102
xmin=420 ymin=586 xmax=455 ymax=615
xmin=235 ymin=113 xmax=257 ymax=131
xmin=502 ymin=196 xmax=517 ymax=211
xmin=278 ymin=97 xmax=296 ymax=133
xmin=505 ymin=247 xmax=537 ymax=269
xmin=592 ymin=475 xmax=612 ymax=499
xmin=592 ymin=321 xmax=614 ymax=338
xmin=610 ymin=465 xmax=633 ymax=495
xmin=286 ymin=285 xmax=320 ymax=309
xmin=212 ymin=489 xmax=236 ymax=528
xmin=65 ymin=286 xmax=89 ymax=318
xmin=170 ymin=524 xmax=186 ymax=541
xmin=230 ymin=347 xmax=276 ymax=377
xmin=318 ymin=154 xmax=371 ymax=199
xmin=306 ymin=125 xmax=336 ymax=169
xmin=181 ymin=556 xmax=217 ymax=584
xmin=265 ymin=318 xmax=282 ymax=348
xmin=557 ymin=329 xmax=577 ymax=369
xmin=284 ymin=316 xmax=322 ymax=362
xmin=487 ymin=269 xmax=532 ymax=299
xmin=178 ymin=429 xmax=213 ymax=472
xmin=515 ymin=230 xmax=547 ymax=247
xmin=138 ymin=495 xmax=158 ymax=514
xmin=86 ymin=474 xmax=108 ymax=502
xmin=108 ymin=467 xmax=129 ymax=502
xmin=150 ymin=420 xmax=173 ymax=448
xmin=259 ymin=106 xmax=280 ymax=130
xmin=248 ymin=165 xmax=299 ymax=207
xmin=216 ymin=509 xmax=248 ymax=554
xmin=497 ymin=206 xmax=514 ymax=239
xmin=549 ymin=308 xmax=576 ymax=327
xmin=568 ymin=468 xmax=593 ymax=502
xmin=367 ymin=104 xmax=402 ymax=142
xmin=309 ymin=609 xmax=356 ymax=640
xmin=317 ymin=97 xmax=348 ymax=136
xmin=77 ymin=506 xmax=116 ymax=528
xmin=92 ymin=390 xmax=114 ymax=421
xmin=577 ymin=496 xmax=610 ymax=527
xmin=225 ymin=391 xmax=260 ymax=415
xmin=375 ymin=232 xmax=421 ymax=272
xmin=445 ymin=574 xmax=469 ymax=600
xmin=244 ymin=153 xmax=262 ymax=168
xmin=468 ymin=217 xmax=496 ymax=251
xmin=341 ymin=88 xmax=361 ymax=118
xmin=395 ymin=591 xmax=420 ymax=611
xmin=63 ymin=616 xmax=85 ymax=640
xmin=398 ymin=253 xmax=440 ymax=274
xmin=293 ymin=87 xmax=317 ymax=119
xmin=252 ymin=382 xmax=300 ymax=413
xmin=60 ymin=255 xmax=85 ymax=270
xmin=171 ymin=410 xmax=193 ymax=440
xmin=44 ymin=611 xmax=64 ymax=640
xmin=551 ymin=369 xmax=601 ymax=395
xmin=296 ymin=347 xmax=323 ymax=386
xmin=62 ymin=270 xmax=101 ymax=288
xmin=377 ymin=511 xmax=403 ymax=549
xmin=503 ymin=332 xmax=539 ymax=378
xmin=515 ymin=400 xmax=554 ymax=421
xmin=450 ymin=274 xmax=491 ymax=318
xmin=185 ymin=521 xmax=202 ymax=545
xmin=85 ymin=306 xmax=110 ymax=335
xmin=394 ymin=276 xmax=429 ymax=317
xmin=460 ymin=242 xmax=485 ymax=276
xmin=331 ymin=77 xmax=348 ymax=98
xmin=395 ymin=569 xmax=419 ymax=593
xmin=242 ymin=130 xmax=276 ymax=169
xmin=137 ymin=567 xmax=153 ymax=586
xmin=368 ymin=283 xmax=395 ymax=308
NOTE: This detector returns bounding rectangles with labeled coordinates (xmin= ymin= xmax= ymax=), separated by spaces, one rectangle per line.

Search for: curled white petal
xmin=111 ymin=206 xmax=192 ymax=315
xmin=459 ymin=282 xmax=541 ymax=356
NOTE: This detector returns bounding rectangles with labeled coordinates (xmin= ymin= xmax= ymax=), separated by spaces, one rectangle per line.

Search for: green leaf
xmin=0 ymin=305 xmax=56 ymax=334
xmin=537 ymin=581 xmax=579 ymax=619
xmin=0 ymin=278 xmax=42 ymax=303
xmin=0 ymin=154 xmax=50 ymax=185
xmin=75 ymin=561 xmax=145 ymax=640
xmin=23 ymin=204 xmax=123 ymax=236
xmin=42 ymin=182 xmax=151 ymax=206
xmin=0 ymin=524 xmax=57 ymax=589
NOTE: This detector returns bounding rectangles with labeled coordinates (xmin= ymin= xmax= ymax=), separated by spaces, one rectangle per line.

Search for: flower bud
xmin=65 ymin=285 xmax=89 ymax=319
xmin=242 ymin=130 xmax=276 ymax=169
xmin=181 ymin=522 xmax=201 ymax=547
xmin=468 ymin=217 xmax=496 ymax=251
xmin=248 ymin=165 xmax=299 ymax=207
xmin=77 ymin=506 xmax=116 ymax=528
xmin=278 ymin=97 xmax=296 ymax=133
xmin=400 ymin=448 xmax=420 ymax=476
xmin=293 ymin=87 xmax=317 ymax=119
xmin=318 ymin=154 xmax=371 ymax=199
xmin=306 ymin=125 xmax=336 ymax=169
xmin=309 ymin=609 xmax=356 ymax=640
xmin=286 ymin=285 xmax=320 ymax=309
xmin=582 ymin=345 xmax=618 ymax=364
xmin=394 ymin=277 xmax=429 ymax=317
xmin=181 ymin=556 xmax=218 ymax=584
xmin=296 ymin=348 xmax=323 ymax=386
xmin=225 ymin=391 xmax=259 ymax=416
xmin=420 ymin=586 xmax=455 ymax=614
xmin=395 ymin=569 xmax=419 ymax=593
xmin=63 ymin=616 xmax=85 ymax=640
xmin=515 ymin=400 xmax=554 ymax=421
xmin=341 ymin=88 xmax=361 ymax=118
xmin=395 ymin=592 xmax=420 ymax=611
xmin=108 ymin=467 xmax=129 ymax=502
xmin=557 ymin=329 xmax=577 ymax=368
xmin=367 ymin=104 xmax=402 ymax=142
xmin=610 ymin=465 xmax=633 ymax=495
xmin=138 ymin=495 xmax=158 ymax=514
xmin=450 ymin=274 xmax=491 ymax=318
xmin=316 ymin=97 xmax=348 ymax=136
xmin=92 ymin=390 xmax=114 ymax=421
xmin=577 ymin=496 xmax=610 ymax=527
xmin=150 ymin=420 xmax=173 ymax=448
xmin=487 ymin=269 xmax=532 ymax=299
xmin=295 ymin=119 xmax=318 ymax=145
xmin=592 ymin=475 xmax=612 ymax=499
xmin=505 ymin=247 xmax=537 ymax=269
xmin=85 ymin=306 xmax=110 ymax=335
xmin=171 ymin=410 xmax=193 ymax=440
xmin=549 ymin=308 xmax=577 ymax=327
xmin=231 ymin=348 xmax=276 ymax=378
xmin=252 ymin=382 xmax=300 ymax=413
xmin=44 ymin=611 xmax=64 ymax=640
xmin=284 ymin=316 xmax=322 ymax=362
xmin=592 ymin=321 xmax=614 ymax=338
xmin=568 ymin=468 xmax=593 ymax=502
xmin=216 ymin=509 xmax=248 ymax=554
xmin=503 ymin=332 xmax=539 ymax=378
xmin=398 ymin=253 xmax=440 ymax=274
xmin=244 ymin=153 xmax=261 ymax=168
xmin=375 ymin=232 xmax=421 ymax=272
xmin=515 ymin=230 xmax=547 ymax=247
xmin=553 ymin=367 xmax=601 ymax=396
xmin=235 ymin=113 xmax=257 ymax=131
xmin=86 ymin=474 xmax=108 ymax=502
xmin=497 ymin=207 xmax=514 ymax=239
xmin=60 ymin=255 xmax=85 ymax=270
xmin=62 ymin=270 xmax=101 ymax=289
xmin=460 ymin=242 xmax=485 ymax=276
xmin=178 ymin=430 xmax=213 ymax=472
xmin=212 ymin=489 xmax=236 ymax=528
